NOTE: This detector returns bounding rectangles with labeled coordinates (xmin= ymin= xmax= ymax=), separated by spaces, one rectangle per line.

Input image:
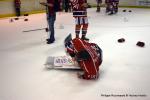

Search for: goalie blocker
xmin=65 ymin=37 xmax=102 ymax=80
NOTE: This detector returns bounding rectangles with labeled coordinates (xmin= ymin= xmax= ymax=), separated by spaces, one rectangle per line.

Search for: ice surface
xmin=0 ymin=8 xmax=150 ymax=100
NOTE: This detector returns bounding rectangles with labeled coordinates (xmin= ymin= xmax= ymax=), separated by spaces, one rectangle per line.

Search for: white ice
xmin=0 ymin=8 xmax=150 ymax=100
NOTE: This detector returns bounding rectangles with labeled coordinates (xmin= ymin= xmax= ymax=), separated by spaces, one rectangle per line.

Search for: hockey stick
xmin=45 ymin=64 xmax=81 ymax=70
xmin=39 ymin=2 xmax=51 ymax=39
xmin=23 ymin=28 xmax=48 ymax=32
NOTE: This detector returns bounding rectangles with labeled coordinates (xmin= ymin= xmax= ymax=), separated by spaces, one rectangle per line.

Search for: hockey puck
xmin=14 ymin=17 xmax=19 ymax=20
xmin=122 ymin=9 xmax=126 ymax=12
xmin=24 ymin=14 xmax=29 ymax=16
xmin=118 ymin=38 xmax=125 ymax=43
xmin=45 ymin=28 xmax=49 ymax=32
xmin=128 ymin=10 xmax=132 ymax=12
xmin=24 ymin=19 xmax=28 ymax=21
xmin=136 ymin=41 xmax=145 ymax=47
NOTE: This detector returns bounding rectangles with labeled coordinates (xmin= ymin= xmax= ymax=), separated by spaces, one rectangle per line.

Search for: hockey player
xmin=96 ymin=0 xmax=102 ymax=12
xmin=14 ymin=0 xmax=21 ymax=16
xmin=105 ymin=0 xmax=111 ymax=13
xmin=70 ymin=0 xmax=89 ymax=41
xmin=65 ymin=38 xmax=103 ymax=80
xmin=113 ymin=0 xmax=119 ymax=13
xmin=105 ymin=0 xmax=119 ymax=15
xmin=109 ymin=0 xmax=115 ymax=15
xmin=64 ymin=0 xmax=72 ymax=12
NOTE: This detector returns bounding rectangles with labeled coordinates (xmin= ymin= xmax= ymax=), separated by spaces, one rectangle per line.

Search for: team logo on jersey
xmin=70 ymin=0 xmax=79 ymax=9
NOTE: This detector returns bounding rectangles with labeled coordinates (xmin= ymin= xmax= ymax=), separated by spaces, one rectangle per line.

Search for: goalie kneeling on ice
xmin=65 ymin=38 xmax=103 ymax=80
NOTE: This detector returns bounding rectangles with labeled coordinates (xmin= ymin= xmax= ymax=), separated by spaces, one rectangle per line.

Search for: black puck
xmin=136 ymin=41 xmax=145 ymax=47
xmin=129 ymin=10 xmax=132 ymax=12
xmin=24 ymin=19 xmax=28 ymax=21
xmin=24 ymin=14 xmax=29 ymax=16
xmin=123 ymin=9 xmax=126 ymax=12
xmin=118 ymin=38 xmax=125 ymax=43
xmin=14 ymin=17 xmax=19 ymax=20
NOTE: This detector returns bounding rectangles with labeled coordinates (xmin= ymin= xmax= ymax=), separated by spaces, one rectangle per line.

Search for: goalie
xmin=65 ymin=37 xmax=102 ymax=80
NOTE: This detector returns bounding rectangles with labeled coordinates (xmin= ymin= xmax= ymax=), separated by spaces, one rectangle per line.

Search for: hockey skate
xmin=81 ymin=36 xmax=89 ymax=41
xmin=47 ymin=39 xmax=55 ymax=44
xmin=108 ymin=12 xmax=114 ymax=15
xmin=96 ymin=7 xmax=100 ymax=12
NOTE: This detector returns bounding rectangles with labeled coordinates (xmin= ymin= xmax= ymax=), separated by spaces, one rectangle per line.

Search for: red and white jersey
xmin=70 ymin=0 xmax=87 ymax=17
xmin=66 ymin=38 xmax=102 ymax=79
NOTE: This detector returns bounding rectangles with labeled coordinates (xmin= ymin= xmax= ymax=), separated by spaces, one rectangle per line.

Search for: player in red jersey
xmin=70 ymin=0 xmax=89 ymax=41
xmin=65 ymin=37 xmax=103 ymax=80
